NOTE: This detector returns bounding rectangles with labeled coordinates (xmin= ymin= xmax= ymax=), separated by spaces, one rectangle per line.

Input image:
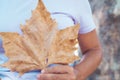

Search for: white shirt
xmin=0 ymin=0 xmax=96 ymax=80
xmin=0 ymin=0 xmax=95 ymax=34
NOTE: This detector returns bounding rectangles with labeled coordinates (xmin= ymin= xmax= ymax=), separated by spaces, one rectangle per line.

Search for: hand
xmin=37 ymin=65 xmax=77 ymax=80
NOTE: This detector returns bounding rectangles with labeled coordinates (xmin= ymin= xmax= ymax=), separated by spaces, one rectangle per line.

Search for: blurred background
xmin=87 ymin=0 xmax=120 ymax=80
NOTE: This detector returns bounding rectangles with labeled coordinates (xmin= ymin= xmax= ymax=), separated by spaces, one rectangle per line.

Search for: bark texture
xmin=88 ymin=0 xmax=120 ymax=80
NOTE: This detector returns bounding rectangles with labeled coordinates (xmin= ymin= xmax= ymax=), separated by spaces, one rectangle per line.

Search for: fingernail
xmin=41 ymin=70 xmax=45 ymax=73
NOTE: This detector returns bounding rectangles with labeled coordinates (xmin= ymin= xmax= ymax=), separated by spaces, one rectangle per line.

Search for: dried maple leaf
xmin=0 ymin=0 xmax=80 ymax=75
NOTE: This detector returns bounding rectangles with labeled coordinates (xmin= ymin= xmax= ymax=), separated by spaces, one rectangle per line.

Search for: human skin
xmin=37 ymin=29 xmax=103 ymax=80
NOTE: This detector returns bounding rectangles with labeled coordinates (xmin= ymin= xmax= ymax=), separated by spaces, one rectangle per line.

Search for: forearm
xmin=74 ymin=48 xmax=102 ymax=80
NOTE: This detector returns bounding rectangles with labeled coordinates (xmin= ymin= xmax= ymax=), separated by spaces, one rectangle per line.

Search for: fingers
xmin=37 ymin=65 xmax=77 ymax=80
xmin=37 ymin=74 xmax=76 ymax=80
xmin=41 ymin=65 xmax=74 ymax=74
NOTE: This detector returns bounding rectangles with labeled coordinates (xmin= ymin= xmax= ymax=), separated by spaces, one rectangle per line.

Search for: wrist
xmin=74 ymin=67 xmax=86 ymax=80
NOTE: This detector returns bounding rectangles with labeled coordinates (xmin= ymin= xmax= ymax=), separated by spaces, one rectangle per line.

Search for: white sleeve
xmin=78 ymin=0 xmax=96 ymax=34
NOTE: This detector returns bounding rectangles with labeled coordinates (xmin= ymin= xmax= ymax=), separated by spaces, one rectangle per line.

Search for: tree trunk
xmin=88 ymin=0 xmax=120 ymax=80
